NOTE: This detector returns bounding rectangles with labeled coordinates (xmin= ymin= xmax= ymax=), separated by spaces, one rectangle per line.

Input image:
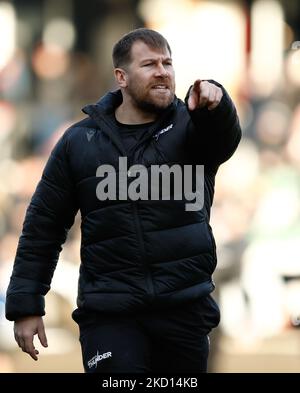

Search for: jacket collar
xmin=82 ymin=90 xmax=125 ymax=154
xmin=82 ymin=89 xmax=123 ymax=117
xmin=82 ymin=90 xmax=178 ymax=155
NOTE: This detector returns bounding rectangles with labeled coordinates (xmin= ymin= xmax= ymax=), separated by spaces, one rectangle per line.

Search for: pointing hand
xmin=187 ymin=80 xmax=223 ymax=111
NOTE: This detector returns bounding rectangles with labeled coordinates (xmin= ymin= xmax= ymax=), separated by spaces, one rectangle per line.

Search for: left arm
xmin=185 ymin=79 xmax=242 ymax=167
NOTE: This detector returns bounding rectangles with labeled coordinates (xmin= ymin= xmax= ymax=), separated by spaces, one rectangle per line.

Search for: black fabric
xmin=113 ymin=115 xmax=154 ymax=154
xmin=6 ymin=81 xmax=241 ymax=322
xmin=73 ymin=296 xmax=217 ymax=373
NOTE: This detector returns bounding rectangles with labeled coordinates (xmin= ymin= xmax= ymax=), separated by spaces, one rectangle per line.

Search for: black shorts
xmin=72 ymin=295 xmax=220 ymax=373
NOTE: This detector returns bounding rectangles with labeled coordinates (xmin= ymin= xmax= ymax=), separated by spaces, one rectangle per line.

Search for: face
xmin=117 ymin=41 xmax=175 ymax=113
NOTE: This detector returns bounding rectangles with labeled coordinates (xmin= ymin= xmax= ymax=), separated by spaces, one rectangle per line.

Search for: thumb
xmin=188 ymin=79 xmax=201 ymax=111
xmin=37 ymin=321 xmax=48 ymax=348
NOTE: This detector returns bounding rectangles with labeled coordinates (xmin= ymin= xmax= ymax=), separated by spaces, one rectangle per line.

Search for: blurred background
xmin=0 ymin=0 xmax=300 ymax=373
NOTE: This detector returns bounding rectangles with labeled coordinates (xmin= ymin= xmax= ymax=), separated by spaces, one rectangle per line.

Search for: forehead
xmin=130 ymin=40 xmax=171 ymax=62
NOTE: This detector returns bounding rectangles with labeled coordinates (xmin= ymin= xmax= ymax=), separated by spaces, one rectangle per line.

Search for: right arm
xmin=6 ymin=129 xmax=78 ymax=359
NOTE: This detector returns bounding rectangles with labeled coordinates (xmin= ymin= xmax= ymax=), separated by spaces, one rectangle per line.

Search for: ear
xmin=114 ymin=68 xmax=128 ymax=88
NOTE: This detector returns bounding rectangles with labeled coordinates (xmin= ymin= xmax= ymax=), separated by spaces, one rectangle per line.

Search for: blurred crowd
xmin=0 ymin=0 xmax=299 ymax=372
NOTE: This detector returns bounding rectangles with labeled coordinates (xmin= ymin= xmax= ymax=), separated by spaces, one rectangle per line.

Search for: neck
xmin=115 ymin=95 xmax=157 ymax=125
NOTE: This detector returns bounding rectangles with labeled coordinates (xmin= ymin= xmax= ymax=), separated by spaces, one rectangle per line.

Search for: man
xmin=6 ymin=28 xmax=241 ymax=373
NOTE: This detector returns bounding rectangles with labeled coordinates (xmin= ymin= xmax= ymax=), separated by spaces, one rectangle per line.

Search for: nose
xmin=155 ymin=62 xmax=168 ymax=78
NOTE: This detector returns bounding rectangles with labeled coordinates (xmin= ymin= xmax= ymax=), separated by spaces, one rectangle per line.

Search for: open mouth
xmin=151 ymin=85 xmax=169 ymax=90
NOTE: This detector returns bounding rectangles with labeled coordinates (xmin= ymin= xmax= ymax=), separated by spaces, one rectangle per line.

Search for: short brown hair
xmin=112 ymin=28 xmax=171 ymax=68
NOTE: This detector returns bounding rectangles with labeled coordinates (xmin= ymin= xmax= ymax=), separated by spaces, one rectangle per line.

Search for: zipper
xmin=128 ymin=105 xmax=176 ymax=153
xmin=132 ymin=202 xmax=155 ymax=300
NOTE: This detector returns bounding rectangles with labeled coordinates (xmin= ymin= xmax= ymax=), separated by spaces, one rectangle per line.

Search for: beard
xmin=126 ymin=79 xmax=175 ymax=114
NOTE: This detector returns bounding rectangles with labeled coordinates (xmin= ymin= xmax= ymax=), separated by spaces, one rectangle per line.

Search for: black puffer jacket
xmin=6 ymin=81 xmax=241 ymax=321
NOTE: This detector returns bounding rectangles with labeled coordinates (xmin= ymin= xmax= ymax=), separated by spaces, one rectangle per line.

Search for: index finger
xmin=191 ymin=79 xmax=202 ymax=94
